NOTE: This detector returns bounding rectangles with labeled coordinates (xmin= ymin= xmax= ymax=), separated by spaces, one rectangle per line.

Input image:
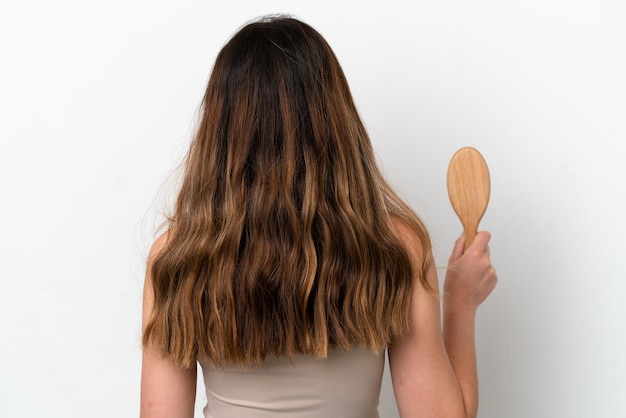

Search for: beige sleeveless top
xmin=199 ymin=348 xmax=385 ymax=418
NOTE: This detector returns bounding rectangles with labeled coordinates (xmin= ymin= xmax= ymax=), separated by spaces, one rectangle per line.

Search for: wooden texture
xmin=447 ymin=147 xmax=491 ymax=251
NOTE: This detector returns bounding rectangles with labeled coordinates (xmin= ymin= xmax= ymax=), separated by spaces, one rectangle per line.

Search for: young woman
xmin=140 ymin=16 xmax=497 ymax=418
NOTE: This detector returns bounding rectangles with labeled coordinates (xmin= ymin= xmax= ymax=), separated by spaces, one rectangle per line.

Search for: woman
xmin=140 ymin=16 xmax=497 ymax=418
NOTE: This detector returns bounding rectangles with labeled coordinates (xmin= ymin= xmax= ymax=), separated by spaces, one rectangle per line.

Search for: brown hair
xmin=142 ymin=15 xmax=432 ymax=368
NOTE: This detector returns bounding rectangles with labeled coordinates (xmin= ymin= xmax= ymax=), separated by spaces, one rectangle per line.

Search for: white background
xmin=1 ymin=1 xmax=625 ymax=417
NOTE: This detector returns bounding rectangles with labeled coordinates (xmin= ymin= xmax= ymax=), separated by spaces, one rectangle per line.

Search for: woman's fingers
xmin=445 ymin=230 xmax=497 ymax=309
xmin=470 ymin=231 xmax=491 ymax=252
xmin=449 ymin=234 xmax=466 ymax=263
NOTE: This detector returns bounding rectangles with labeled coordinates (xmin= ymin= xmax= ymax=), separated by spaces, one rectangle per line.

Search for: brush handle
xmin=463 ymin=221 xmax=479 ymax=251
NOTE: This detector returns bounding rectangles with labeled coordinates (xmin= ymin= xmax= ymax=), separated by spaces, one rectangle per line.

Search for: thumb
xmin=449 ymin=234 xmax=465 ymax=263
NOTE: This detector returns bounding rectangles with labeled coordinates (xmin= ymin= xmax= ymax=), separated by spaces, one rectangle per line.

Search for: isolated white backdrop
xmin=1 ymin=1 xmax=625 ymax=417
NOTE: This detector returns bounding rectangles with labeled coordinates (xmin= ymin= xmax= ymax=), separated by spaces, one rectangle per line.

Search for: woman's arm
xmin=389 ymin=224 xmax=497 ymax=418
xmin=140 ymin=235 xmax=197 ymax=418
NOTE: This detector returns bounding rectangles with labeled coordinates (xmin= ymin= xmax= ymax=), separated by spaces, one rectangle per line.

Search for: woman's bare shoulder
xmin=388 ymin=215 xmax=426 ymax=260
xmin=146 ymin=231 xmax=171 ymax=272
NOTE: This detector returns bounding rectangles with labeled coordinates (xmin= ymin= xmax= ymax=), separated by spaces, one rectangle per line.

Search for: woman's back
xmin=200 ymin=348 xmax=384 ymax=418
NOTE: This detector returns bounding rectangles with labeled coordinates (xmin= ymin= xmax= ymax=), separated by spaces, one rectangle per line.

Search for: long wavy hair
xmin=143 ymin=16 xmax=433 ymax=368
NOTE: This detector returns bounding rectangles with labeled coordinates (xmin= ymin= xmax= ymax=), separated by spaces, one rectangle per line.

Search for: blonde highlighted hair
xmin=142 ymin=16 xmax=432 ymax=368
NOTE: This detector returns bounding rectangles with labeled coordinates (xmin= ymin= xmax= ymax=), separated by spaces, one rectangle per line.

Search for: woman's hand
xmin=443 ymin=231 xmax=498 ymax=314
